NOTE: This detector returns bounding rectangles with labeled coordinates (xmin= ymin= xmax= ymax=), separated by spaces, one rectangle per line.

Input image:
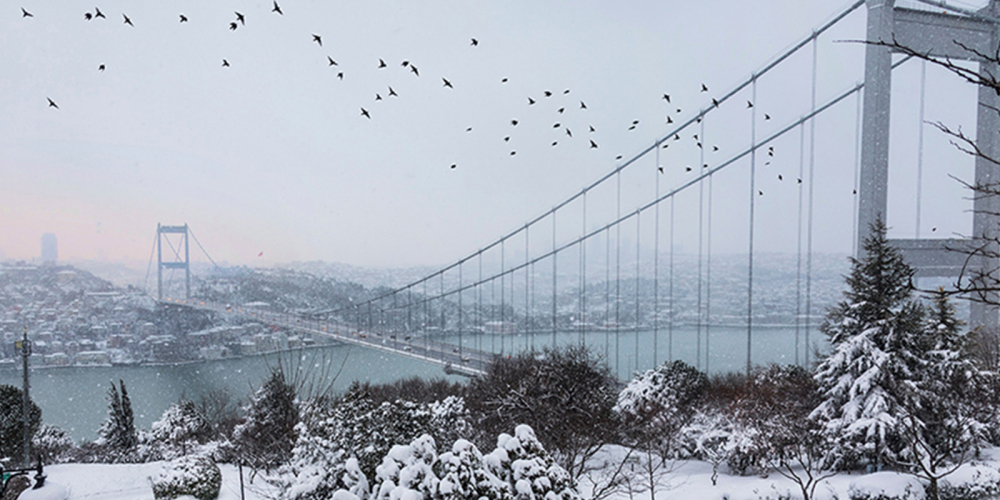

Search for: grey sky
xmin=0 ymin=0 xmax=986 ymax=268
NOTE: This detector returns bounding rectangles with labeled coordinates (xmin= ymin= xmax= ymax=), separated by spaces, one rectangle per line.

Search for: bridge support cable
xmin=805 ymin=36 xmax=819 ymax=369
xmin=580 ymin=192 xmax=587 ymax=346
xmin=337 ymin=0 xmax=867 ymax=323
xmin=459 ymin=262 xmax=463 ymax=360
xmin=669 ymin=188 xmax=675 ymax=362
xmin=186 ymin=227 xmax=220 ymax=270
xmin=916 ymin=60 xmax=926 ymax=239
xmin=552 ymin=212 xmax=558 ymax=349
xmin=697 ymin=118 xmax=705 ymax=371
xmin=478 ymin=254 xmax=483 ymax=358
xmin=852 ymin=90 xmax=863 ymax=260
xmin=143 ymin=230 xmax=158 ymax=295
xmin=615 ymin=170 xmax=622 ymax=377
xmin=530 ymin=260 xmax=536 ymax=351
xmin=501 ymin=239 xmax=506 ymax=354
xmin=605 ymin=227 xmax=611 ymax=361
xmin=706 ymin=171 xmax=714 ymax=373
xmin=439 ymin=273 xmax=445 ymax=361
xmin=525 ymin=224 xmax=531 ymax=348
xmin=654 ymin=141 xmax=661 ymax=369
xmin=796 ymin=123 xmax=806 ymax=367
xmin=635 ymin=210 xmax=641 ymax=376
xmin=747 ymin=75 xmax=759 ymax=377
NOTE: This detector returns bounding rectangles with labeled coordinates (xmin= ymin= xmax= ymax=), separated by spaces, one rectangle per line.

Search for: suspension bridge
xmin=155 ymin=0 xmax=1000 ymax=380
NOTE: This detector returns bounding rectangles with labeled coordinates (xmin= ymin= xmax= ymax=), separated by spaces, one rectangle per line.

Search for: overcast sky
xmin=0 ymin=0 xmax=988 ymax=268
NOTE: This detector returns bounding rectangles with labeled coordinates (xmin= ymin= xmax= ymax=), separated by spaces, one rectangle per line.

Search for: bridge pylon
xmin=157 ymin=223 xmax=191 ymax=301
xmin=858 ymin=0 xmax=1000 ymax=329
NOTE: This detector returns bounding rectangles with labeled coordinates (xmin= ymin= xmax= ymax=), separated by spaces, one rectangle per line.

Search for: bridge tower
xmin=157 ymin=223 xmax=191 ymax=301
xmin=859 ymin=0 xmax=1000 ymax=328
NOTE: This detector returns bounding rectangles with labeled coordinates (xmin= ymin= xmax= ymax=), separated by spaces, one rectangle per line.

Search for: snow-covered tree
xmin=97 ymin=379 xmax=138 ymax=460
xmin=233 ymin=370 xmax=299 ymax=471
xmin=148 ymin=400 xmax=212 ymax=459
xmin=811 ymin=219 xmax=926 ymax=470
xmin=435 ymin=439 xmax=510 ymax=500
xmin=32 ymin=424 xmax=75 ymax=464
xmin=0 ymin=384 xmax=41 ymax=464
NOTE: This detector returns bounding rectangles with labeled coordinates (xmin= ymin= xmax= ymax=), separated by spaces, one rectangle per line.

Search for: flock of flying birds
xmin=19 ymin=3 xmax=813 ymax=191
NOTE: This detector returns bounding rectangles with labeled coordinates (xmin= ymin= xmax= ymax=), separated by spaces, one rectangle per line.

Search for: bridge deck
xmin=162 ymin=300 xmax=490 ymax=377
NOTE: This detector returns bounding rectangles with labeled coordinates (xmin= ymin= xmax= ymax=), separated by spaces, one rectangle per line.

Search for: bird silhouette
xmin=658 ymin=166 xmax=664 ymax=173
xmin=544 ymin=90 xmax=552 ymax=97
xmin=759 ymin=190 xmax=764 ymax=196
xmin=590 ymin=140 xmax=598 ymax=148
xmin=511 ymin=119 xmax=519 ymax=126
xmin=853 ymin=189 xmax=857 ymax=194
xmin=235 ymin=11 xmax=245 ymax=25
xmin=410 ymin=65 xmax=419 ymax=76
xmin=797 ymin=178 xmax=802 ymax=183
xmin=589 ymin=125 xmax=595 ymax=132
xmin=566 ymin=129 xmax=572 ymax=137
xmin=312 ymin=34 xmax=322 ymax=46
xmin=94 ymin=7 xmax=105 ymax=18
xmin=628 ymin=125 xmax=636 ymax=131
xmin=765 ymin=114 xmax=771 ymax=120
xmin=375 ymin=94 xmax=382 ymax=101
xmin=501 ymin=77 xmax=508 ymax=83
xmin=388 ymin=86 xmax=397 ymax=97
xmin=528 ymin=97 xmax=535 ymax=105
xmin=564 ymin=89 xmax=570 ymax=94
xmin=98 ymin=64 xmax=105 ymax=71
xmin=337 ymin=72 xmax=344 ymax=80
xmin=697 ymin=116 xmax=702 ymax=123
xmin=229 ymin=21 xmax=237 ymax=30
xmin=701 ymin=83 xmax=708 ymax=92
xmin=328 ymin=56 xmax=337 ymax=66
xmin=666 ymin=116 xmax=673 ymax=124
xmin=85 ymin=12 xmax=93 ymax=20
xmin=616 ymin=155 xmax=623 ymax=160
xmin=442 ymin=77 xmax=453 ymax=88
xmin=504 ymin=136 xmax=510 ymax=142
xmin=932 ymin=227 xmax=937 ymax=232
xmin=711 ymin=98 xmax=719 ymax=107
xmin=466 ymin=127 xmax=472 ymax=132
xmin=663 ymin=94 xmax=670 ymax=102
xmin=662 ymin=143 xmax=669 ymax=149
xmin=378 ymin=59 xmax=387 ymax=68
xmin=778 ymin=174 xmax=783 ymax=181
xmin=674 ymin=134 xmax=680 ymax=140
xmin=272 ymin=1 xmax=283 ymax=14
xmin=361 ymin=107 xmax=371 ymax=119
xmin=122 ymin=13 xmax=133 ymax=26
xmin=747 ymin=100 xmax=753 ymax=108
xmin=471 ymin=38 xmax=478 ymax=46
xmin=633 ymin=120 xmax=639 ymax=125
xmin=222 ymin=59 xmax=230 ymax=67
xmin=553 ymin=123 xmax=560 ymax=128
xmin=712 ymin=145 xmax=718 ymax=151
xmin=686 ymin=166 xmax=693 ymax=172
xmin=552 ymin=141 xmax=558 ymax=146
xmin=47 ymin=97 xmax=58 ymax=108
xmin=693 ymin=134 xmax=698 ymax=140
xmin=510 ymin=151 xmax=516 ymax=156
xmin=558 ymin=107 xmax=565 ymax=114
xmin=696 ymin=142 xmax=702 ymax=148
xmin=401 ymin=60 xmax=409 ymax=67
xmin=451 ymin=164 xmax=457 ymax=169
xmin=580 ymin=101 xmax=587 ymax=109
xmin=179 ymin=14 xmax=188 ymax=22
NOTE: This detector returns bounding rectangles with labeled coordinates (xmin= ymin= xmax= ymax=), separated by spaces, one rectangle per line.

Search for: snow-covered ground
xmin=18 ymin=462 xmax=278 ymax=500
xmin=15 ymin=449 xmax=1000 ymax=500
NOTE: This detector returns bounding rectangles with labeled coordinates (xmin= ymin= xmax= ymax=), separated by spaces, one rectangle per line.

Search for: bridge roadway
xmin=160 ymin=299 xmax=490 ymax=377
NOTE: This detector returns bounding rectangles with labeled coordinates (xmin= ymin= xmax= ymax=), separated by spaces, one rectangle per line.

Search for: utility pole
xmin=17 ymin=326 xmax=32 ymax=468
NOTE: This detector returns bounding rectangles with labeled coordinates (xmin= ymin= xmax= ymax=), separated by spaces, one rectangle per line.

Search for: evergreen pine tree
xmin=233 ymin=370 xmax=299 ymax=471
xmin=98 ymin=379 xmax=138 ymax=458
xmin=811 ymin=219 xmax=926 ymax=470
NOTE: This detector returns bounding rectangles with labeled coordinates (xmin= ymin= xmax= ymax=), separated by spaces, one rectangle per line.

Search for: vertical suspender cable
xmin=706 ymin=171 xmax=714 ymax=373
xmin=581 ymin=192 xmax=587 ymax=346
xmin=796 ymin=123 xmax=805 ymax=366
xmin=852 ymin=89 xmax=863 ymax=255
xmin=669 ymin=184 xmax=675 ymax=362
xmin=697 ymin=117 xmax=705 ymax=370
xmin=805 ymin=36 xmax=818 ymax=368
xmin=459 ymin=262 xmax=463 ymax=360
xmin=501 ymin=239 xmax=506 ymax=354
xmin=491 ymin=273 xmax=496 ymax=354
xmin=635 ymin=210 xmax=641 ymax=375
xmin=606 ymin=226 xmax=611 ymax=361
xmin=531 ymin=260 xmax=536 ymax=351
xmin=654 ymin=140 xmax=661 ymax=369
xmin=440 ymin=273 xmax=445 ymax=362
xmin=553 ymin=211 xmax=558 ymax=349
xmin=478 ymin=254 xmax=483 ymax=357
xmin=525 ymin=224 xmax=531 ymax=345
xmin=747 ymin=75 xmax=758 ymax=377
xmin=615 ymin=170 xmax=622 ymax=378
xmin=916 ymin=60 xmax=926 ymax=238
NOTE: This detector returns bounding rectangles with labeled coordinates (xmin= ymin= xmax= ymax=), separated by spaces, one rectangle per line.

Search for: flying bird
xmin=328 ymin=56 xmax=337 ymax=66
xmin=759 ymin=190 xmax=764 ymax=196
xmin=528 ymin=97 xmax=535 ymax=105
xmin=747 ymin=100 xmax=753 ymax=108
xmin=589 ymin=125 xmax=595 ymax=133
xmin=401 ymin=60 xmax=409 ymax=67
xmin=312 ymin=34 xmax=322 ymax=46
xmin=471 ymin=38 xmax=478 ymax=46
xmin=566 ymin=129 xmax=572 ymax=137
xmin=179 ymin=14 xmax=188 ymax=22
xmin=662 ymin=94 xmax=670 ymax=102
xmin=21 ymin=7 xmax=33 ymax=17
xmin=229 ymin=21 xmax=237 ymax=30
xmin=674 ymin=133 xmax=680 ymax=140
xmin=712 ymin=145 xmax=718 ymax=151
xmin=701 ymin=83 xmax=708 ymax=92
xmin=590 ymin=140 xmax=598 ymax=148
xmin=94 ymin=7 xmax=104 ymax=18
xmin=658 ymin=166 xmax=664 ymax=173
xmin=375 ymin=93 xmax=382 ymax=101
xmin=85 ymin=12 xmax=93 ymax=20
xmin=442 ymin=77 xmax=453 ymax=88
xmin=628 ymin=125 xmax=636 ymax=131
xmin=378 ymin=58 xmax=387 ymax=68
xmin=511 ymin=119 xmax=519 ymax=126
xmin=466 ymin=127 xmax=472 ymax=132
xmin=765 ymin=114 xmax=771 ymax=120
xmin=272 ymin=1 xmax=283 ymax=14
xmin=361 ymin=107 xmax=371 ymax=119
xmin=235 ymin=11 xmax=245 ymax=25
xmin=501 ymin=77 xmax=508 ymax=83
xmin=666 ymin=116 xmax=673 ymax=124
xmin=410 ymin=65 xmax=419 ymax=76
xmin=686 ymin=166 xmax=693 ymax=172
xmin=222 ymin=59 xmax=230 ymax=66
xmin=337 ymin=72 xmax=344 ymax=80
xmin=552 ymin=141 xmax=558 ymax=146
xmin=778 ymin=174 xmax=783 ymax=181
xmin=558 ymin=107 xmax=565 ymax=114
xmin=47 ymin=97 xmax=58 ymax=108
xmin=711 ymin=98 xmax=719 ymax=107
xmin=510 ymin=151 xmax=516 ymax=156
xmin=98 ymin=64 xmax=105 ymax=71
xmin=797 ymin=178 xmax=802 ymax=183
xmin=616 ymin=155 xmax=623 ymax=160
xmin=388 ymin=86 xmax=397 ymax=97
xmin=563 ymin=89 xmax=570 ymax=94
xmin=580 ymin=101 xmax=587 ymax=109
xmin=553 ymin=123 xmax=560 ymax=128
xmin=504 ymin=136 xmax=510 ymax=142
xmin=122 ymin=13 xmax=133 ymax=26
xmin=451 ymin=164 xmax=457 ymax=169
xmin=544 ymin=90 xmax=552 ymax=97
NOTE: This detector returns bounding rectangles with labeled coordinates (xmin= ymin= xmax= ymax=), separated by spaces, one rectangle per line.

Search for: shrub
xmin=32 ymin=424 xmax=75 ymax=464
xmin=150 ymin=454 xmax=223 ymax=500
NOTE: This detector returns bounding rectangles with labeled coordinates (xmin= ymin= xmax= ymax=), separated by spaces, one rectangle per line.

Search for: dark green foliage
xmin=98 ymin=379 xmax=138 ymax=457
xmin=0 ymin=384 xmax=41 ymax=463
xmin=346 ymin=377 xmax=465 ymax=405
xmin=617 ymin=360 xmax=708 ymax=455
xmin=465 ymin=345 xmax=619 ymax=475
xmin=233 ymin=370 xmax=298 ymax=470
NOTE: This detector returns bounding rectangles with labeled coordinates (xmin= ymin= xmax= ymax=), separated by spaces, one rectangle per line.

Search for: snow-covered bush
xmin=150 ymin=454 xmax=223 ymax=500
xmin=233 ymin=370 xmax=299 ymax=470
xmin=847 ymin=473 xmax=924 ymax=500
xmin=435 ymin=439 xmax=510 ymax=500
xmin=937 ymin=465 xmax=1000 ymax=500
xmin=372 ymin=434 xmax=440 ymax=500
xmin=616 ymin=360 xmax=707 ymax=457
xmin=147 ymin=400 xmax=212 ymax=459
xmin=32 ymin=424 xmax=75 ymax=464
